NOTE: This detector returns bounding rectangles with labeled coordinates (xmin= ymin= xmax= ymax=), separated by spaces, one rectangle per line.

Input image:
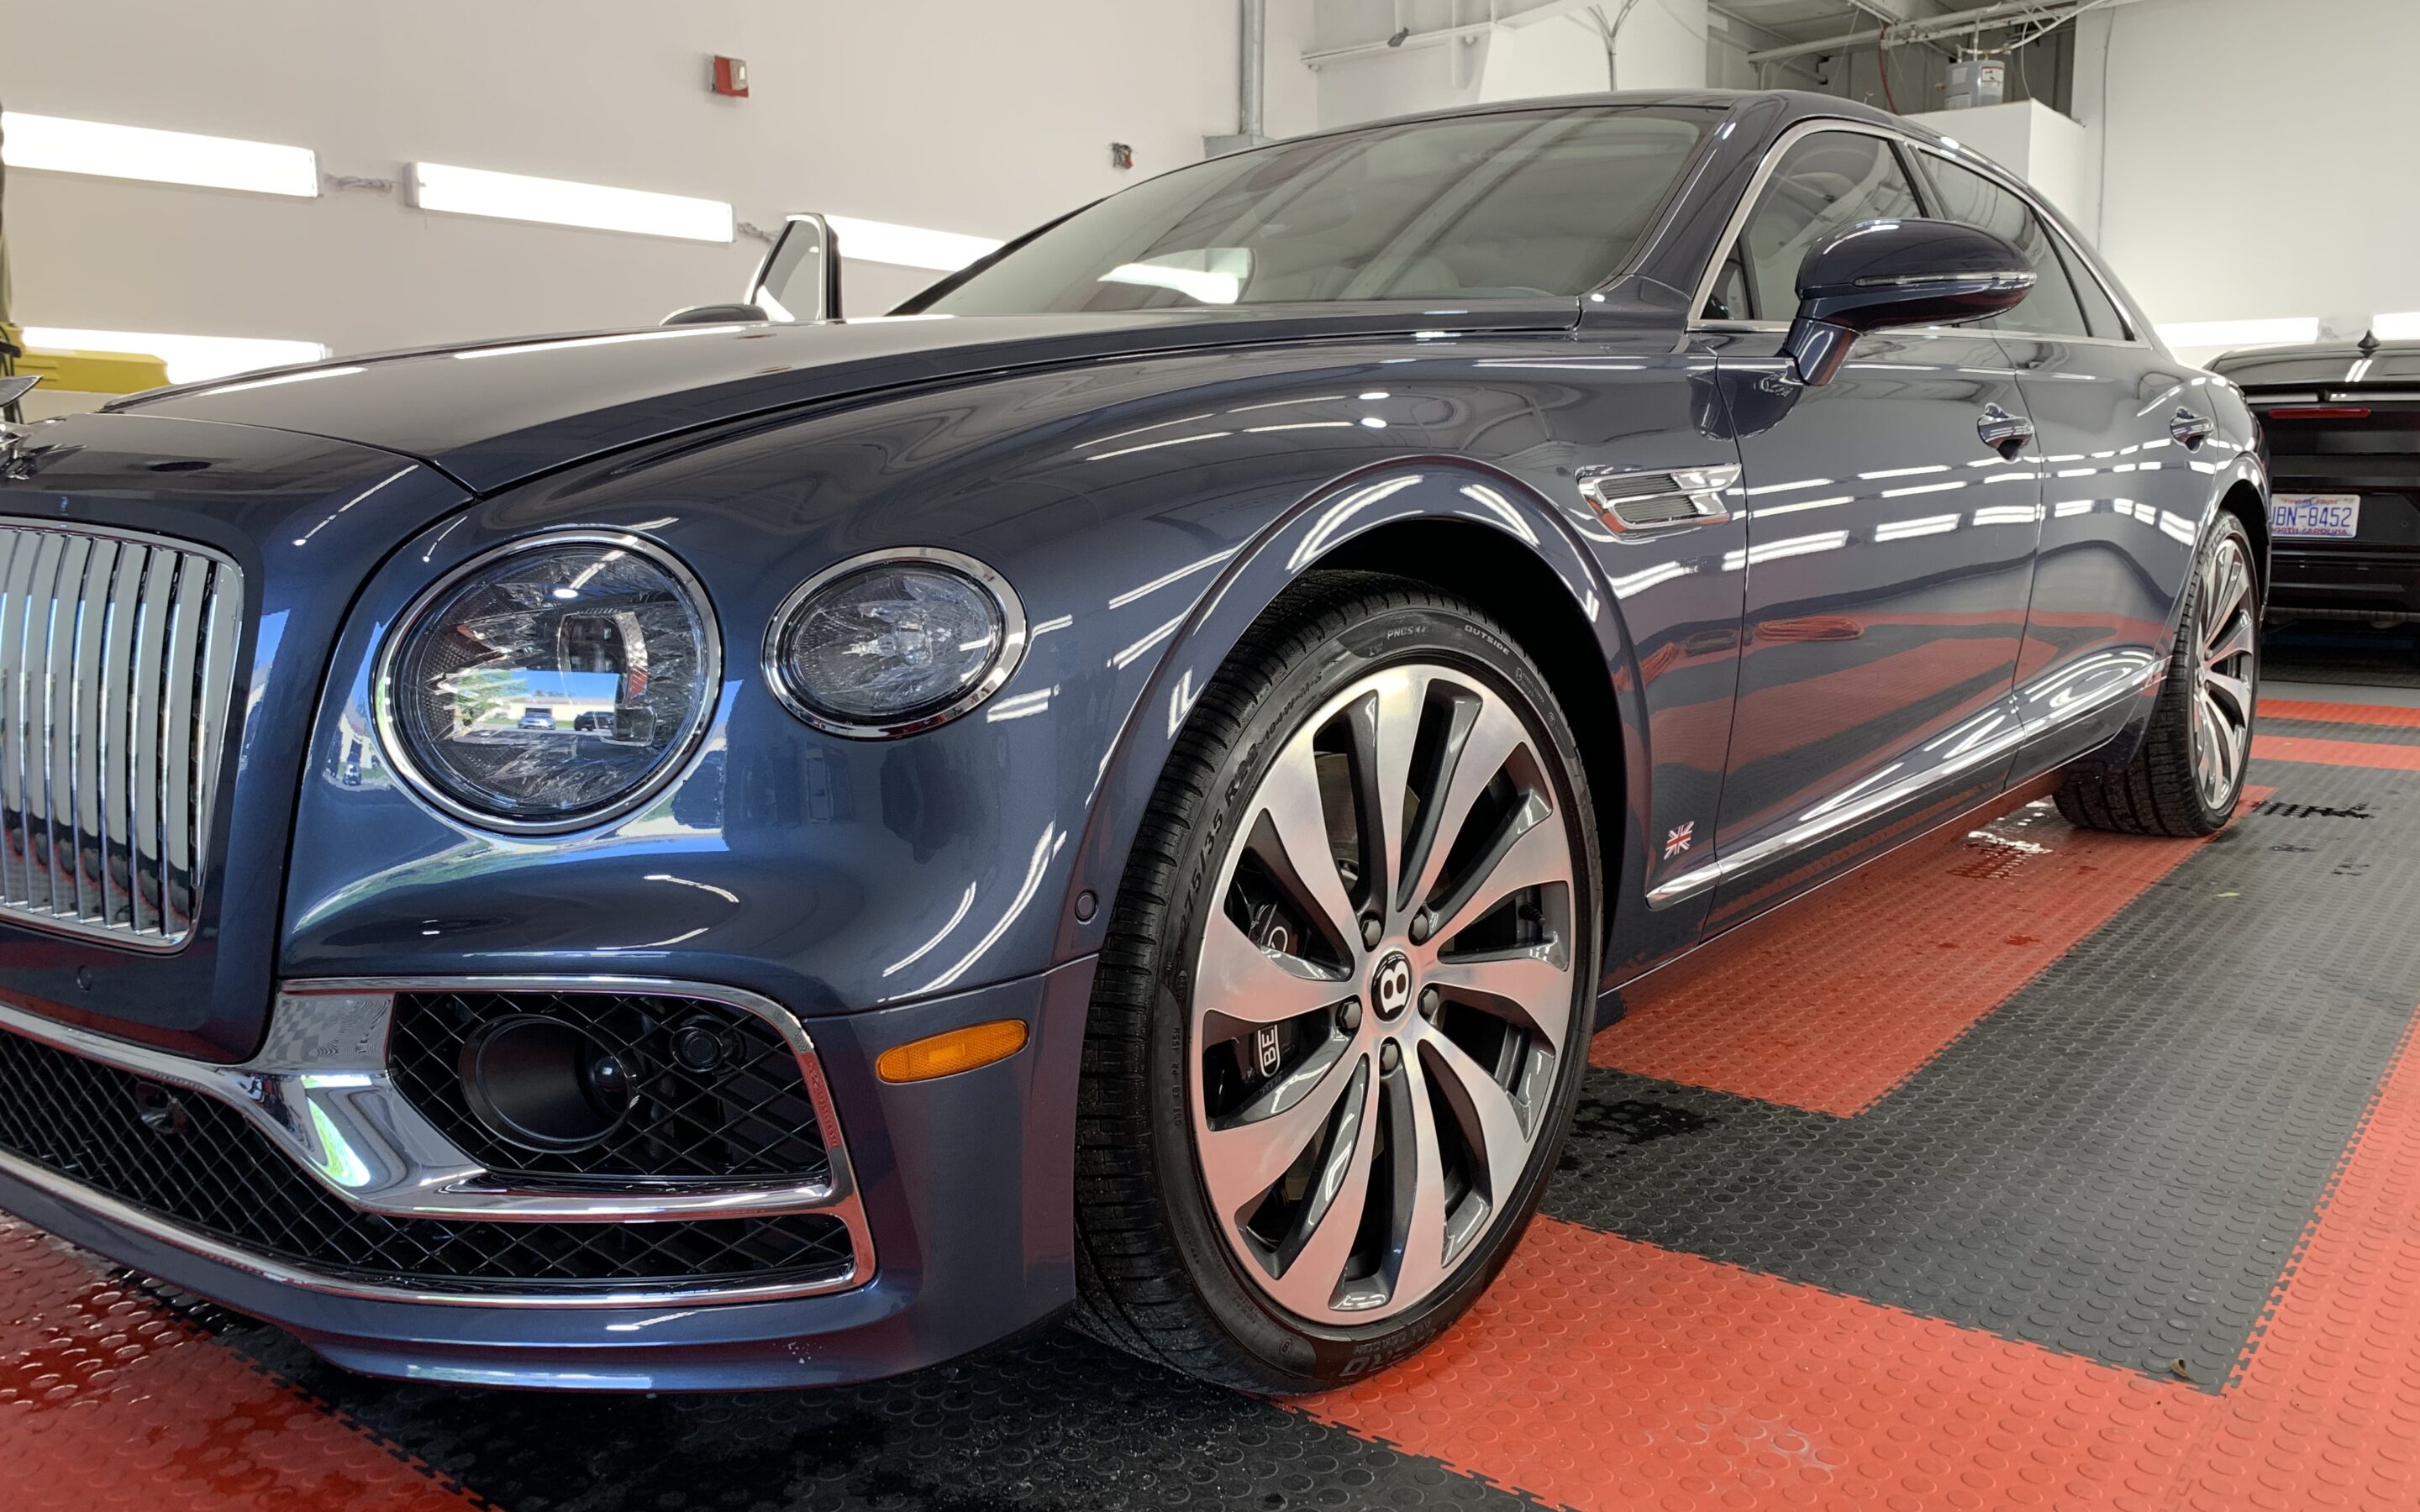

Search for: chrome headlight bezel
xmin=761 ymin=547 xmax=1028 ymax=739
xmin=373 ymin=529 xmax=723 ymax=835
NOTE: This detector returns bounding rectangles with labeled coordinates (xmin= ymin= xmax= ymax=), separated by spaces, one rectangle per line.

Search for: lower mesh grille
xmin=387 ymin=990 xmax=831 ymax=1185
xmin=0 ymin=1026 xmax=854 ymax=1294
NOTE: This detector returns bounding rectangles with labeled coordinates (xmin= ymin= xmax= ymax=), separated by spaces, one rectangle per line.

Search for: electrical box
xmin=1944 ymin=56 xmax=2007 ymax=110
xmin=711 ymin=55 xmax=750 ymax=98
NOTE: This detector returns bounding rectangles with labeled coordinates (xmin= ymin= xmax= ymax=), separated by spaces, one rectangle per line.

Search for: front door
xmin=1686 ymin=128 xmax=2044 ymax=929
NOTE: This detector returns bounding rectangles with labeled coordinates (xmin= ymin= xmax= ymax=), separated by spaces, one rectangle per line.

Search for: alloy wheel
xmin=1186 ymin=663 xmax=1579 ymax=1325
xmin=2190 ymin=533 xmax=2257 ymax=811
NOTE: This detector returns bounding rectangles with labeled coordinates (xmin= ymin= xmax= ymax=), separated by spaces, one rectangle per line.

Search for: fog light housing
xmin=459 ymin=1015 xmax=639 ymax=1152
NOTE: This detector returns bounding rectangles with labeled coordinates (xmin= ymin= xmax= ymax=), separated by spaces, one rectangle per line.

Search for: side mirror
xmin=748 ymin=213 xmax=842 ymax=323
xmin=1784 ymin=218 xmax=2034 ymax=386
xmin=661 ymin=302 xmax=767 ymax=327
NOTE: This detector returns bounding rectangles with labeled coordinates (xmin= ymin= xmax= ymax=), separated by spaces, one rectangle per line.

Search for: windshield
xmin=910 ymin=105 xmax=1714 ymax=316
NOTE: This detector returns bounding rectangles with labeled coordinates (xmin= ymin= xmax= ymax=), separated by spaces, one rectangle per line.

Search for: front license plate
xmin=2271 ymin=494 xmax=2361 ymax=538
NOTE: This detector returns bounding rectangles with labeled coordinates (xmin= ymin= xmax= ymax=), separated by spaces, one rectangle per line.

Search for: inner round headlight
xmin=380 ymin=532 xmax=719 ymax=830
xmin=765 ymin=549 xmax=1026 ymax=736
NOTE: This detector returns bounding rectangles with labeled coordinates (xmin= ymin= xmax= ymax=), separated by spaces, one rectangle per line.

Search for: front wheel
xmin=2056 ymin=512 xmax=2259 ymax=835
xmin=1074 ymin=574 xmax=1600 ymax=1392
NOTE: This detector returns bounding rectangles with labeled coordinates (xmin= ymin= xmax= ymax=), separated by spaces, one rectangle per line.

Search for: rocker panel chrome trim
xmin=1646 ymin=659 xmax=2160 ymax=909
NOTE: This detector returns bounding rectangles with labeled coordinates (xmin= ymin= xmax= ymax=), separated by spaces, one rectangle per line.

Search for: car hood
xmin=113 ymin=302 xmax=1578 ymax=494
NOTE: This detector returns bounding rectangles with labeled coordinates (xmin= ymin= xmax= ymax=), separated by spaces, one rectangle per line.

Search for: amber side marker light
xmin=876 ymin=1018 xmax=1030 ymax=1083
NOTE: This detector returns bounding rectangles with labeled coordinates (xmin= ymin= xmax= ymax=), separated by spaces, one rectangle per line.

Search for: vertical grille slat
xmin=72 ymin=540 xmax=118 ymax=921
xmin=129 ymin=543 xmax=172 ymax=935
xmin=160 ymin=555 xmax=205 ymax=937
xmin=0 ymin=523 xmax=241 ymax=952
xmin=97 ymin=546 xmax=140 ymax=931
xmin=31 ymin=533 xmax=73 ymax=914
xmin=0 ymin=528 xmax=25 ymax=906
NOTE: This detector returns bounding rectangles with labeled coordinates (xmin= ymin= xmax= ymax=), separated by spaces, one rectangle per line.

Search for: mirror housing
xmin=660 ymin=302 xmax=767 ymax=327
xmin=749 ymin=213 xmax=842 ymax=323
xmin=1784 ymin=217 xmax=2034 ymax=386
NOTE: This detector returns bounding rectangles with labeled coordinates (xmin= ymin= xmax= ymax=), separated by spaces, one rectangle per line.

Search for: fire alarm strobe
xmin=712 ymin=55 xmax=750 ymax=97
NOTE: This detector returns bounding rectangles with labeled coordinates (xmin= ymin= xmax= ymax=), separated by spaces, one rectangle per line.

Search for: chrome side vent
xmin=0 ymin=522 xmax=244 ymax=952
xmin=1577 ymin=465 xmax=1740 ymax=533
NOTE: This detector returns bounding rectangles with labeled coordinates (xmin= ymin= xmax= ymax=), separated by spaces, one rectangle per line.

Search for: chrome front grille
xmin=0 ymin=521 xmax=243 ymax=951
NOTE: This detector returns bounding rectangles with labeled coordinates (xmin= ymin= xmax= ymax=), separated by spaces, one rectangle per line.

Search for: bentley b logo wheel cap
xmin=1370 ymin=951 xmax=1413 ymax=1021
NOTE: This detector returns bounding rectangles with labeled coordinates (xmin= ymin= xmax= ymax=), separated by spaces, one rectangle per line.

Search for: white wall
xmin=2076 ymin=0 xmax=2420 ymax=344
xmin=4 ymin=0 xmax=1283 ymax=360
xmin=1311 ymin=0 xmax=1708 ymax=129
xmin=1907 ymin=100 xmax=2098 ymax=239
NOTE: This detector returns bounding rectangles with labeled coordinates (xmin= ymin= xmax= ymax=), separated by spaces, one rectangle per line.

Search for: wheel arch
xmin=1057 ymin=459 xmax=1642 ymax=968
xmin=2216 ymin=476 xmax=2270 ymax=601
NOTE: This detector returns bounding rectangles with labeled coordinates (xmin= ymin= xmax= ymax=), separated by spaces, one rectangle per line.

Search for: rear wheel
xmin=1074 ymin=574 xmax=1600 ymax=1392
xmin=2056 ymin=512 xmax=2258 ymax=835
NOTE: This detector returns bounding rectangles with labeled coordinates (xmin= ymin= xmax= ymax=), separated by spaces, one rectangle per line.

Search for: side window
xmin=1703 ymin=244 xmax=1750 ymax=322
xmin=1912 ymin=152 xmax=2090 ymax=339
xmin=1702 ymin=131 xmax=1923 ymax=323
xmin=2060 ymin=243 xmax=2133 ymax=340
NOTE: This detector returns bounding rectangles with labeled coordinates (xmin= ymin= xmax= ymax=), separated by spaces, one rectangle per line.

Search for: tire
xmin=2055 ymin=512 xmax=2259 ymax=836
xmin=1073 ymin=572 xmax=1602 ymax=1393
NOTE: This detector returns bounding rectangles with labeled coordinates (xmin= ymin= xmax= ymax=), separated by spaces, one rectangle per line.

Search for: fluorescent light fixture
xmin=2154 ymin=317 xmax=2318 ymax=352
xmin=0 ymin=111 xmax=318 ymax=196
xmin=2372 ymin=311 xmax=2420 ymax=340
xmin=21 ymin=327 xmax=329 ymax=385
xmin=410 ymin=162 xmax=732 ymax=242
xmin=825 ymin=215 xmax=1003 ymax=271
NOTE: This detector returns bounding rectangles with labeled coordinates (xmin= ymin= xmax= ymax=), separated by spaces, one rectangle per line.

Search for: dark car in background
xmin=0 ymin=89 xmax=2264 ymax=1395
xmin=2212 ymin=339 xmax=2420 ymax=630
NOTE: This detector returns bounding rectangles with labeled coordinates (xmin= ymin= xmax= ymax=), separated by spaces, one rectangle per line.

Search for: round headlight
xmin=378 ymin=532 xmax=719 ymax=831
xmin=765 ymin=548 xmax=1026 ymax=736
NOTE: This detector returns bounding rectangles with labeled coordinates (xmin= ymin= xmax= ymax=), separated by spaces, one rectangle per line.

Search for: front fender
xmin=1054 ymin=457 xmax=1638 ymax=969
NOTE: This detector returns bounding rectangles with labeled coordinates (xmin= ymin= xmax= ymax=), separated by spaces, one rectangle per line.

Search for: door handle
xmin=2170 ymin=407 xmax=2216 ymax=449
xmin=1976 ymin=403 xmax=2034 ymax=460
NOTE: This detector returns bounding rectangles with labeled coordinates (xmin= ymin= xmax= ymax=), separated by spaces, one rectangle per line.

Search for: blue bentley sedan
xmin=0 ymin=89 xmax=2265 ymax=1393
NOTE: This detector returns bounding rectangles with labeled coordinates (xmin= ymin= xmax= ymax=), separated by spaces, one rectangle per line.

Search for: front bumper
xmin=0 ymin=956 xmax=1094 ymax=1390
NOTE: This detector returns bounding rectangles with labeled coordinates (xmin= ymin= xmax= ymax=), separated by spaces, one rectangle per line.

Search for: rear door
xmin=1690 ymin=125 xmax=2043 ymax=930
xmin=1907 ymin=147 xmax=2210 ymax=776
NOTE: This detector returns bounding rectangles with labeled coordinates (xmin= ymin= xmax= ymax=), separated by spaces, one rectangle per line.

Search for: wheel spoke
xmin=1196 ymin=911 xmax=1353 ymax=1027
xmin=1425 ymin=797 xmax=1569 ymax=946
xmin=2200 ymin=689 xmax=2241 ymax=791
xmin=1251 ymin=732 xmax=1360 ymax=958
xmin=1407 ymin=694 xmax=1528 ymax=913
xmin=1198 ymin=1047 xmax=1362 ymax=1221
xmin=1418 ymin=947 xmax=1573 ymax=1054
xmin=1385 ymin=1052 xmax=1453 ymax=1307
xmin=2204 ymin=666 xmax=2254 ymax=724
xmin=2193 ymin=693 xmax=2228 ymax=804
xmin=1345 ymin=669 xmax=1428 ymax=916
xmin=1264 ymin=1059 xmax=1378 ymax=1315
xmin=2203 ymin=610 xmax=2254 ymax=674
xmin=1419 ymin=1026 xmax=1533 ymax=1202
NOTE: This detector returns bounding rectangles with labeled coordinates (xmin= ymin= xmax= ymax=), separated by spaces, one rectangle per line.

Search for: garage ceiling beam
xmin=1743 ymin=0 xmax=2145 ymax=66
xmin=1302 ymin=0 xmax=1607 ymax=66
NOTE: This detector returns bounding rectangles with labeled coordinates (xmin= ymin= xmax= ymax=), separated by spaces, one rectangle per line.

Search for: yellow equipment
xmin=1 ymin=327 xmax=172 ymax=395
